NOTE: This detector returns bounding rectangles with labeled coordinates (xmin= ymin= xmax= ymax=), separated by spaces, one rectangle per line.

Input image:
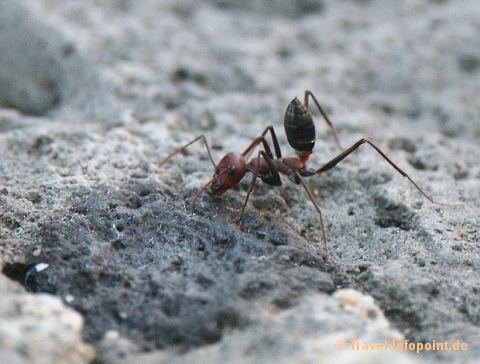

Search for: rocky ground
xmin=0 ymin=0 xmax=479 ymax=363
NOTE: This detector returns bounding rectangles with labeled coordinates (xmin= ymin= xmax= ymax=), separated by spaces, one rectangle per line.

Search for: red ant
xmin=160 ymin=90 xmax=458 ymax=263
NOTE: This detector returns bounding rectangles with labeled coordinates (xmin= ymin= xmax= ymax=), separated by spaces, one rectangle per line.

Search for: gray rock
xmin=0 ymin=0 xmax=479 ymax=363
xmin=112 ymin=290 xmax=418 ymax=364
xmin=0 ymin=274 xmax=95 ymax=364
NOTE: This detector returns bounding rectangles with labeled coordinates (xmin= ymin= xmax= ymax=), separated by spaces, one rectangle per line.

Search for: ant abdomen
xmin=284 ymin=97 xmax=316 ymax=152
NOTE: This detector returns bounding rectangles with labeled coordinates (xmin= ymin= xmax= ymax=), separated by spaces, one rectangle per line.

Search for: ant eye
xmin=228 ymin=166 xmax=236 ymax=175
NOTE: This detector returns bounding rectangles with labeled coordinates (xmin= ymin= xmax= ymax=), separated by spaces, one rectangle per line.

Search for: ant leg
xmin=294 ymin=171 xmax=331 ymax=265
xmin=192 ymin=179 xmax=214 ymax=210
xmin=242 ymin=135 xmax=277 ymax=161
xmin=260 ymin=125 xmax=282 ymax=159
xmin=232 ymin=150 xmax=281 ymax=222
xmin=315 ymin=138 xmax=461 ymax=207
xmin=159 ymin=135 xmax=216 ymax=168
xmin=242 ymin=126 xmax=283 ymax=161
xmin=304 ymin=90 xmax=343 ymax=150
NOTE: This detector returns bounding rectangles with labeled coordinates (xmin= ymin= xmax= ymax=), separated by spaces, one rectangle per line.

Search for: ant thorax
xmin=295 ymin=150 xmax=312 ymax=165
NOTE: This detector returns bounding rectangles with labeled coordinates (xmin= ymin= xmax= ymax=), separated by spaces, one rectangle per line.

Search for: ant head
xmin=210 ymin=152 xmax=247 ymax=196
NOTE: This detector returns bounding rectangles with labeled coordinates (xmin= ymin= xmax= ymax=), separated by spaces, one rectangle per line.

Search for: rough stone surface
xmin=0 ymin=274 xmax=95 ymax=364
xmin=0 ymin=0 xmax=479 ymax=363
xmin=110 ymin=290 xmax=417 ymax=364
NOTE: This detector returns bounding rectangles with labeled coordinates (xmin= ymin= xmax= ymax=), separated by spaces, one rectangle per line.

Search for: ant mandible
xmin=159 ymin=90 xmax=458 ymax=263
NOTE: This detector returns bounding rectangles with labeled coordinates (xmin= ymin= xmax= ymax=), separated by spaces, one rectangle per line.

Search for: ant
xmin=159 ymin=90 xmax=458 ymax=264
